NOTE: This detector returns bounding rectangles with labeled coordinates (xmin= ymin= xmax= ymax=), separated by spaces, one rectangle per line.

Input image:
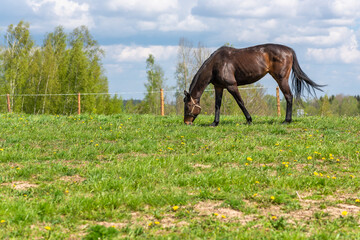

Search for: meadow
xmin=0 ymin=113 xmax=359 ymax=239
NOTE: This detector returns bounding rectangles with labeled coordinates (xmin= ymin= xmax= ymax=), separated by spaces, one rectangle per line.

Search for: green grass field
xmin=0 ymin=113 xmax=360 ymax=239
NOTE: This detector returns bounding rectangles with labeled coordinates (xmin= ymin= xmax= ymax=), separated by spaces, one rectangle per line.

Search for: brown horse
xmin=184 ymin=44 xmax=324 ymax=126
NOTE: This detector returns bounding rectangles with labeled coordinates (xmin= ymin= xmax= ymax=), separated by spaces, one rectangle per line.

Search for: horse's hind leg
xmin=211 ymin=86 xmax=223 ymax=127
xmin=275 ymin=77 xmax=293 ymax=124
xmin=226 ymin=85 xmax=252 ymax=124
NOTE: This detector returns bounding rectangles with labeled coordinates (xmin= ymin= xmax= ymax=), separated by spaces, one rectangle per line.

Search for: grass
xmin=0 ymin=113 xmax=360 ymax=239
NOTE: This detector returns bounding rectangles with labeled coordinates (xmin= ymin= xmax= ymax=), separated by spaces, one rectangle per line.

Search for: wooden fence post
xmin=7 ymin=94 xmax=11 ymax=113
xmin=160 ymin=88 xmax=164 ymax=116
xmin=276 ymin=87 xmax=281 ymax=117
xmin=78 ymin=93 xmax=81 ymax=115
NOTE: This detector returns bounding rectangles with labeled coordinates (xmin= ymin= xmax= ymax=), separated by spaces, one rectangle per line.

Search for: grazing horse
xmin=184 ymin=44 xmax=324 ymax=126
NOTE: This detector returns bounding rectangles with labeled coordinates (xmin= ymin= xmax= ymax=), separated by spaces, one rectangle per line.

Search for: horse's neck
xmin=189 ymin=74 xmax=210 ymax=102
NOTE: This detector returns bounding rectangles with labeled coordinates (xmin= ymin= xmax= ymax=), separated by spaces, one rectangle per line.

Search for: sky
xmin=1 ymin=0 xmax=360 ymax=99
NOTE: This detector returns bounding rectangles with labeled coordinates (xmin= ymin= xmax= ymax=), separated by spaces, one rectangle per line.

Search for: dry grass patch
xmin=1 ymin=181 xmax=38 ymax=190
xmin=59 ymin=175 xmax=86 ymax=183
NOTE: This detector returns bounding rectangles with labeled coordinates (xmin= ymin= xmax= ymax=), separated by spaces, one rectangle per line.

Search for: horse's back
xmin=208 ymin=44 xmax=294 ymax=85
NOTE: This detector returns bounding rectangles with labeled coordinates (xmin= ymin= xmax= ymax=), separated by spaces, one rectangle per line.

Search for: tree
xmin=65 ymin=26 xmax=108 ymax=114
xmin=320 ymin=95 xmax=332 ymax=116
xmin=2 ymin=21 xmax=34 ymax=112
xmin=175 ymin=38 xmax=193 ymax=114
xmin=174 ymin=39 xmax=212 ymax=114
xmin=141 ymin=54 xmax=164 ymax=114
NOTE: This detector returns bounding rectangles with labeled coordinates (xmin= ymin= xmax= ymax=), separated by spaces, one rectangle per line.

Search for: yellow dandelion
xmin=307 ymin=156 xmax=312 ymax=160
xmin=0 ymin=220 xmax=5 ymax=223
xmin=314 ymin=171 xmax=319 ymax=176
xmin=245 ymin=163 xmax=249 ymax=166
xmin=44 ymin=226 xmax=51 ymax=231
xmin=154 ymin=221 xmax=160 ymax=225
xmin=355 ymin=199 xmax=360 ymax=203
xmin=119 ymin=177 xmax=122 ymax=179
xmin=255 ymin=181 xmax=260 ymax=184
xmin=285 ymin=164 xmax=289 ymax=168
xmin=350 ymin=175 xmax=355 ymax=178
xmin=275 ymin=143 xmax=280 ymax=146
xmin=221 ymin=215 xmax=226 ymax=219
xmin=341 ymin=211 xmax=348 ymax=216
xmin=148 ymin=222 xmax=153 ymax=227
xmin=270 ymin=196 xmax=275 ymax=200
xmin=253 ymin=193 xmax=258 ymax=197
xmin=214 ymin=213 xmax=219 ymax=216
xmin=247 ymin=157 xmax=253 ymax=161
xmin=217 ymin=187 xmax=221 ymax=191
xmin=0 ymin=149 xmax=3 ymax=151
xmin=172 ymin=206 xmax=179 ymax=211
xmin=271 ymin=216 xmax=277 ymax=220
xmin=332 ymin=176 xmax=336 ymax=179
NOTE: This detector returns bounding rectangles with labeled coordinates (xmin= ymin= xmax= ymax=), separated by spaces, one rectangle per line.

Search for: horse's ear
xmin=184 ymin=90 xmax=190 ymax=98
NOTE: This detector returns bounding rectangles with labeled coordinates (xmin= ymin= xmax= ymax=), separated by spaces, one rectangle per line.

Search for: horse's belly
xmin=235 ymin=71 xmax=267 ymax=85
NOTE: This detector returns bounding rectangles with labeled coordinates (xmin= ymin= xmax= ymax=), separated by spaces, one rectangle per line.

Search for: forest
xmin=0 ymin=22 xmax=359 ymax=116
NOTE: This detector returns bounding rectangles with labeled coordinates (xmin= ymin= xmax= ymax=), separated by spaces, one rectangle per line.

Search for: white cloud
xmin=107 ymin=0 xmax=178 ymax=15
xmin=276 ymin=27 xmax=355 ymax=47
xmin=193 ymin=0 xmax=298 ymax=18
xmin=307 ymin=34 xmax=360 ymax=63
xmin=158 ymin=14 xmax=208 ymax=32
xmin=330 ymin=0 xmax=360 ymax=17
xmin=103 ymin=45 xmax=178 ymax=62
xmin=26 ymin=0 xmax=93 ymax=28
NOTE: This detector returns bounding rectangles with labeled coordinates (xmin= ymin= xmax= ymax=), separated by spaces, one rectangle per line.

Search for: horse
xmin=184 ymin=43 xmax=324 ymax=126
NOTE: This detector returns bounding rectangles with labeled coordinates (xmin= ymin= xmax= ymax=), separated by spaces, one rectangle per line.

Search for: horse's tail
xmin=291 ymin=49 xmax=324 ymax=99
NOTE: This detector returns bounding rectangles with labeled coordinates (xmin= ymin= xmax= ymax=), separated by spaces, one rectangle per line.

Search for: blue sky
xmin=1 ymin=0 xmax=360 ymax=99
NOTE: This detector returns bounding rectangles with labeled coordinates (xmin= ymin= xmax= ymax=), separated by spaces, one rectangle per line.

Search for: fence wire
xmin=0 ymin=86 xmax=275 ymax=115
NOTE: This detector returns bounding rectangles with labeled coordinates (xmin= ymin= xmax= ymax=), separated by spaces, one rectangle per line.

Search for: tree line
xmin=1 ymin=22 xmax=359 ymax=116
xmin=0 ymin=21 xmax=123 ymax=114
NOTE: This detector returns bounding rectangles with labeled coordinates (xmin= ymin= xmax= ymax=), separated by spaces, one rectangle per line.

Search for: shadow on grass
xmin=194 ymin=117 xmax=291 ymax=127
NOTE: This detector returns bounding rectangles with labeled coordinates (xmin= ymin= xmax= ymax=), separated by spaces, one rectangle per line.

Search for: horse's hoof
xmin=210 ymin=122 xmax=219 ymax=127
xmin=282 ymin=121 xmax=291 ymax=125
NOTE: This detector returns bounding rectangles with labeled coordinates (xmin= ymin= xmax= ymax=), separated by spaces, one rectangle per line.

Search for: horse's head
xmin=183 ymin=90 xmax=201 ymax=125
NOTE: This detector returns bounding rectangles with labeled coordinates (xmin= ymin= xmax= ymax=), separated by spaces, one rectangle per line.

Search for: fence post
xmin=78 ymin=93 xmax=81 ymax=115
xmin=160 ymin=88 xmax=164 ymax=116
xmin=276 ymin=87 xmax=280 ymax=117
xmin=7 ymin=94 xmax=11 ymax=113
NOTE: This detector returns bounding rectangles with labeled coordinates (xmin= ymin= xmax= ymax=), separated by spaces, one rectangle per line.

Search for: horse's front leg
xmin=227 ymin=85 xmax=252 ymax=124
xmin=210 ymin=86 xmax=223 ymax=127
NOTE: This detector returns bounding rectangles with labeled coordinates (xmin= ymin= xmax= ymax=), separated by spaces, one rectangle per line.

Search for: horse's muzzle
xmin=184 ymin=121 xmax=193 ymax=125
